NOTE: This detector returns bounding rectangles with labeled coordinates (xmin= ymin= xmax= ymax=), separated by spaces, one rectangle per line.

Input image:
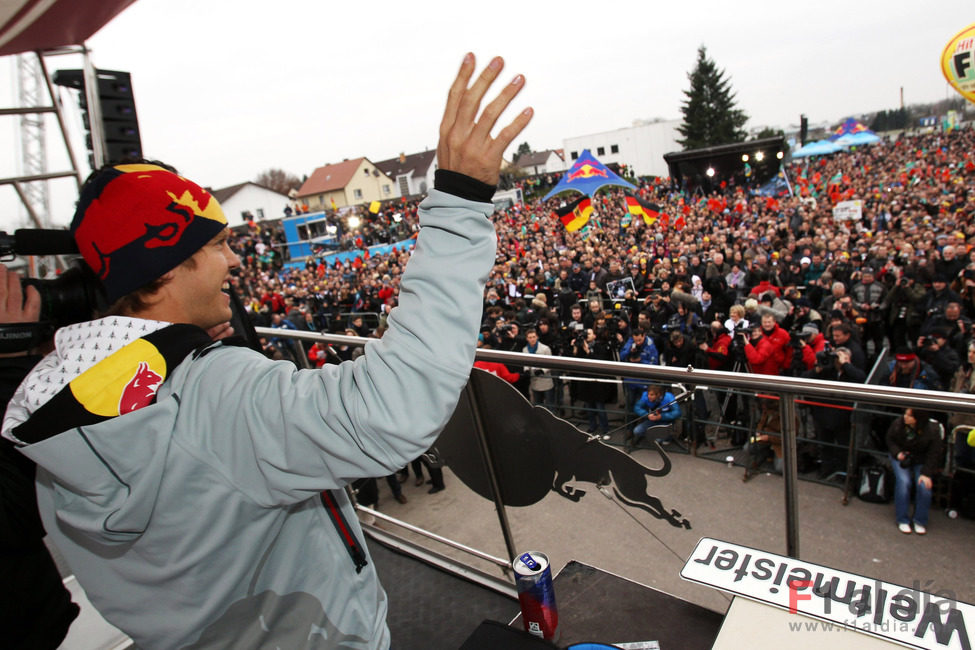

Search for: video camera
xmin=815 ymin=344 xmax=836 ymax=367
xmin=0 ymin=229 xmax=107 ymax=353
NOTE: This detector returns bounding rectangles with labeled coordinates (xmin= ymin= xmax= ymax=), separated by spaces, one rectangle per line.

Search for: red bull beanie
xmin=70 ymin=163 xmax=228 ymax=303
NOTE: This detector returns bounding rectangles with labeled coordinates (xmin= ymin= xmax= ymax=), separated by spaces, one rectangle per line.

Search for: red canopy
xmin=0 ymin=0 xmax=137 ymax=56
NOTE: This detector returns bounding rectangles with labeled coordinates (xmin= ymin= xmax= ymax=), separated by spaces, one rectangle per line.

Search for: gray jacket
xmin=3 ymin=189 xmax=496 ymax=649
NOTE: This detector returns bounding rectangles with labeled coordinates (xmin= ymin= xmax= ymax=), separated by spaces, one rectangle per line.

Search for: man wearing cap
xmin=921 ymin=274 xmax=962 ymax=321
xmin=883 ymin=347 xmax=942 ymax=391
xmin=1 ymin=55 xmax=532 ymax=648
xmin=795 ymin=323 xmax=825 ymax=370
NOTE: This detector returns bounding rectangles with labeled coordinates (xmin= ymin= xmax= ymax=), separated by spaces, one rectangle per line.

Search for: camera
xmin=21 ymin=265 xmax=106 ymax=329
xmin=899 ymin=452 xmax=914 ymax=469
xmin=815 ymin=348 xmax=836 ymax=366
xmin=0 ymin=229 xmax=106 ymax=353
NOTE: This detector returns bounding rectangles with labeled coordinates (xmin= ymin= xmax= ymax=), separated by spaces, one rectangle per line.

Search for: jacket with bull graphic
xmin=1 ymin=188 xmax=497 ymax=649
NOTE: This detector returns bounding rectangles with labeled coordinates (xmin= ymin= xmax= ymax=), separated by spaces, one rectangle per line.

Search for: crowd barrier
xmin=255 ymin=326 xmax=975 ymax=560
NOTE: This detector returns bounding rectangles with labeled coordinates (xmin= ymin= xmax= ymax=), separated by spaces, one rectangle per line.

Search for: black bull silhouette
xmin=435 ymin=369 xmax=691 ymax=529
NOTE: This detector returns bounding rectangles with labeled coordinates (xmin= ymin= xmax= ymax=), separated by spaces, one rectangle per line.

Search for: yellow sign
xmin=942 ymin=22 xmax=975 ymax=104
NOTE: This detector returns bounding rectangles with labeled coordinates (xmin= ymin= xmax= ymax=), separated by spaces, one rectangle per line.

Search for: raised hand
xmin=437 ymin=53 xmax=533 ymax=186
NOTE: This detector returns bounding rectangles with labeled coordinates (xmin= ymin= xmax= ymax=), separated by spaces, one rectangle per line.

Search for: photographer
xmin=921 ymin=301 xmax=971 ymax=360
xmin=743 ymin=313 xmax=790 ymax=376
xmin=522 ymin=328 xmax=555 ymax=409
xmin=571 ymin=328 xmax=613 ymax=436
xmin=851 ymin=267 xmax=887 ymax=358
xmin=802 ymin=346 xmax=866 ymax=478
xmin=700 ymin=321 xmax=732 ymax=371
xmin=797 ymin=322 xmax=827 ymax=367
xmin=920 ymin=274 xmax=962 ymax=327
xmin=830 ymin=322 xmax=867 ymax=372
xmin=883 ymin=270 xmax=926 ymax=350
xmin=886 ymin=408 xmax=942 ymax=535
xmin=620 ymin=328 xmax=659 ymax=419
xmin=645 ymin=291 xmax=675 ymax=348
xmin=662 ymin=329 xmax=696 ymax=368
xmin=915 ymin=328 xmax=961 ymax=390
xmin=625 ymin=383 xmax=682 ymax=452
xmin=0 ymin=265 xmax=79 ymax=647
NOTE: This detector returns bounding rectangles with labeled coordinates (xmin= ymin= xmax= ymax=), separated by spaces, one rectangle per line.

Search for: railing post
xmin=464 ymin=381 xmax=518 ymax=562
xmin=780 ymin=393 xmax=800 ymax=559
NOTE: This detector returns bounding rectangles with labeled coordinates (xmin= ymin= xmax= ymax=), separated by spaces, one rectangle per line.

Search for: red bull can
xmin=513 ymin=551 xmax=559 ymax=641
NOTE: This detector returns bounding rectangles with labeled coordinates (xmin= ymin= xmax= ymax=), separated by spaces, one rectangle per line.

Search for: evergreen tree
xmin=677 ymin=46 xmax=749 ymax=150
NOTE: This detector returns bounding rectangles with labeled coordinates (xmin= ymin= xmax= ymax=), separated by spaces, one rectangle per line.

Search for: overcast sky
xmin=1 ymin=0 xmax=972 ymax=227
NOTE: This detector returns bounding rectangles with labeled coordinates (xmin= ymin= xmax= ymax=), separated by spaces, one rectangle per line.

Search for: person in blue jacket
xmin=626 ymin=384 xmax=681 ymax=452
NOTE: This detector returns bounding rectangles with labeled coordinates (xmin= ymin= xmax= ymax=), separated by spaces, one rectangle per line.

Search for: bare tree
xmin=255 ymin=168 xmax=302 ymax=195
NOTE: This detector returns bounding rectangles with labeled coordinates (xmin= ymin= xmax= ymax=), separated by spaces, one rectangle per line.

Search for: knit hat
xmin=894 ymin=346 xmax=917 ymax=362
xmin=70 ymin=163 xmax=228 ymax=303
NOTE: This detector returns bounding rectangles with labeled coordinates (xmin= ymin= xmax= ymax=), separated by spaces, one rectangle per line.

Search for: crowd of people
xmin=227 ymin=125 xmax=975 ymax=528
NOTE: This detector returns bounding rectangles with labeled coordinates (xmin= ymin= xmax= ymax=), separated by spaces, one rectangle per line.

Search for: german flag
xmin=553 ymin=196 xmax=593 ymax=232
xmin=624 ymin=192 xmax=664 ymax=226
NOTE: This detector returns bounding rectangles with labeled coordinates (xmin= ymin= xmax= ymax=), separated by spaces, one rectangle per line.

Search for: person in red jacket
xmin=748 ymin=270 xmax=782 ymax=298
xmin=473 ymin=359 xmax=521 ymax=384
xmin=744 ymin=313 xmax=791 ymax=375
xmin=796 ymin=322 xmax=827 ymax=371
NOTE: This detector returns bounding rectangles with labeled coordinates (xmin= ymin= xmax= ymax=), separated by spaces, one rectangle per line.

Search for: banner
xmin=832 ymin=200 xmax=863 ymax=221
xmin=682 ymin=538 xmax=974 ymax=650
xmin=942 ymin=22 xmax=975 ymax=105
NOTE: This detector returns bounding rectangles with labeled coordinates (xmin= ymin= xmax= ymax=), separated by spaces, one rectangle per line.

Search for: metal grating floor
xmin=367 ymin=539 xmax=518 ymax=649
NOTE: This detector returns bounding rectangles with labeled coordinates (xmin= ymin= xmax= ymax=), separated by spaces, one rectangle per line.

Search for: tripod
xmin=716 ymin=354 xmax=751 ymax=447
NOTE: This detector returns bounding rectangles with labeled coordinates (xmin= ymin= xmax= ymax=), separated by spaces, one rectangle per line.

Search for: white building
xmin=211 ymin=182 xmax=292 ymax=228
xmin=514 ymin=149 xmax=565 ymax=175
xmin=374 ymin=150 xmax=437 ymax=198
xmin=563 ymin=119 xmax=681 ymax=178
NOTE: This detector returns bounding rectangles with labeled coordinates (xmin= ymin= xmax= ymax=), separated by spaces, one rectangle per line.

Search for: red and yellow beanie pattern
xmin=70 ymin=163 xmax=227 ymax=303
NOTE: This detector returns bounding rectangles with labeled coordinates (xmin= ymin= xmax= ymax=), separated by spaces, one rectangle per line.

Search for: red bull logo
xmin=119 ymin=361 xmax=163 ymax=414
xmin=70 ymin=338 xmax=168 ymax=418
xmin=566 ymin=163 xmax=608 ymax=182
xmin=74 ymin=164 xmax=227 ymax=280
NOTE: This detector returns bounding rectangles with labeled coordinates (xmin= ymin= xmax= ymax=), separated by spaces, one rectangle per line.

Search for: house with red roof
xmin=296 ymin=158 xmax=395 ymax=211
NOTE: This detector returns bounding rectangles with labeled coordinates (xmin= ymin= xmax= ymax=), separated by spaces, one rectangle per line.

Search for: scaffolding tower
xmin=16 ymin=53 xmax=51 ymax=227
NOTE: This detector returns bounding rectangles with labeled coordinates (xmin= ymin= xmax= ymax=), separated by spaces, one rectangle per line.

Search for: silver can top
xmin=512 ymin=551 xmax=549 ymax=576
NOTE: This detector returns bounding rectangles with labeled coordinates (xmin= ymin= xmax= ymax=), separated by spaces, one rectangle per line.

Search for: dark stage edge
xmin=367 ymin=537 xmax=518 ymax=650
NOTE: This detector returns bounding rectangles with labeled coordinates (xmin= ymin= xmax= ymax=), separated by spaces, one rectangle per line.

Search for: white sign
xmin=833 ymin=200 xmax=863 ymax=221
xmin=680 ymin=538 xmax=974 ymax=650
